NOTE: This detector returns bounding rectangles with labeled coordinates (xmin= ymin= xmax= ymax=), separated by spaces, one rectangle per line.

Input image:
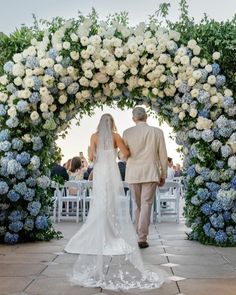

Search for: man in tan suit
xmin=123 ymin=107 xmax=168 ymax=248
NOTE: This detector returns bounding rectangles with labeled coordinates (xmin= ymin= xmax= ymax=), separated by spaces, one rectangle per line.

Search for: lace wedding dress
xmin=65 ymin=116 xmax=167 ymax=290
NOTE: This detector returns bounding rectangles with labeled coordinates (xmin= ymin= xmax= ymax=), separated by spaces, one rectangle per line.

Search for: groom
xmin=123 ymin=107 xmax=168 ymax=248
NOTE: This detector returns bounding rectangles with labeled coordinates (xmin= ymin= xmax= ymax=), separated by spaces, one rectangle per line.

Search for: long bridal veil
xmin=65 ymin=114 xmax=167 ymax=290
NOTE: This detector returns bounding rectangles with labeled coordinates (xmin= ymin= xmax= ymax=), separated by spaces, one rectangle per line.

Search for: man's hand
xmin=158 ymin=177 xmax=165 ymax=187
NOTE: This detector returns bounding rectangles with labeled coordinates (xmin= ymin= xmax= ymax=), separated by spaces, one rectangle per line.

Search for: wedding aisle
xmin=0 ymin=219 xmax=236 ymax=295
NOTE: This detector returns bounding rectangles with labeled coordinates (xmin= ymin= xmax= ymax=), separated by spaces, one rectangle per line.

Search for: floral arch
xmin=0 ymin=15 xmax=236 ymax=246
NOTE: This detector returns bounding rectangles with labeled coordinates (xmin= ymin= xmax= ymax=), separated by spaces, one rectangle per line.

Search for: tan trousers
xmin=130 ymin=182 xmax=157 ymax=242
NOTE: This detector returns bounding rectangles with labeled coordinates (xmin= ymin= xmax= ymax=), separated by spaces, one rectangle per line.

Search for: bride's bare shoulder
xmin=90 ymin=132 xmax=98 ymax=142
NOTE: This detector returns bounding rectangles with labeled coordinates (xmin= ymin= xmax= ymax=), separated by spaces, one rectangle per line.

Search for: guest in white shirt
xmin=167 ymin=157 xmax=175 ymax=180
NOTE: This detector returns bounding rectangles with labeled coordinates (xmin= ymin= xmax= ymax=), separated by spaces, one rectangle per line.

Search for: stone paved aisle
xmin=0 ymin=221 xmax=236 ymax=295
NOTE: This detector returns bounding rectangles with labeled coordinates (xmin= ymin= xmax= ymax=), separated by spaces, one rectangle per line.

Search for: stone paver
xmin=0 ymin=221 xmax=236 ymax=295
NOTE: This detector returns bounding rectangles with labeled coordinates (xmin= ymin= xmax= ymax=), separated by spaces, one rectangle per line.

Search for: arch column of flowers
xmin=0 ymin=15 xmax=235 ymax=245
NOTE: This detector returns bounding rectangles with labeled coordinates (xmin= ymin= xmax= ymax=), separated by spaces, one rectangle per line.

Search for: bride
xmin=65 ymin=114 xmax=166 ymax=290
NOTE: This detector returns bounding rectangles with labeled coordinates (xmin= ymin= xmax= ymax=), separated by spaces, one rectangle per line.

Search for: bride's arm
xmin=89 ymin=134 xmax=96 ymax=162
xmin=115 ymin=134 xmax=130 ymax=158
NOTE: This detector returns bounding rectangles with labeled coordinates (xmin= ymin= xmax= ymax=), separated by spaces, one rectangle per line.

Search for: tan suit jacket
xmin=123 ymin=122 xmax=168 ymax=184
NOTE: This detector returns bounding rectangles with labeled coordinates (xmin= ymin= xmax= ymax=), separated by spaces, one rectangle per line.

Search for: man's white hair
xmin=132 ymin=107 xmax=147 ymax=121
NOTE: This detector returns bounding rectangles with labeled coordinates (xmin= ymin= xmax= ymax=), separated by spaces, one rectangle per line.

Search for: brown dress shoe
xmin=138 ymin=241 xmax=149 ymax=249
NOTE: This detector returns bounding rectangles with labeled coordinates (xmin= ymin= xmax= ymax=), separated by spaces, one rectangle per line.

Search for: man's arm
xmin=158 ymin=130 xmax=168 ymax=186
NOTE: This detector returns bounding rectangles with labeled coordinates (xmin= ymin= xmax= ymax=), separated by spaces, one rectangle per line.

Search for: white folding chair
xmin=81 ymin=181 xmax=93 ymax=222
xmin=123 ymin=181 xmax=135 ymax=222
xmin=50 ymin=181 xmax=63 ymax=223
xmin=58 ymin=181 xmax=82 ymax=223
xmin=155 ymin=181 xmax=181 ymax=223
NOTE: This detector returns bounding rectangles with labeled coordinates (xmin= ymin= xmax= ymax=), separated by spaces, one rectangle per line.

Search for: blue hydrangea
xmin=201 ymin=130 xmax=214 ymax=142
xmin=16 ymin=152 xmax=31 ymax=165
xmin=210 ymin=191 xmax=218 ymax=200
xmin=203 ymin=223 xmax=211 ymax=236
xmin=216 ymin=161 xmax=224 ymax=169
xmin=23 ymin=188 xmax=35 ymax=201
xmin=197 ymin=90 xmax=209 ymax=104
xmin=37 ymin=175 xmax=50 ymax=189
xmin=210 ymin=214 xmax=224 ymax=229
xmin=188 ymin=129 xmax=202 ymax=140
xmin=30 ymin=155 xmax=40 ymax=170
xmin=224 ymin=212 xmax=232 ymax=222
xmin=231 ymin=176 xmax=236 ymax=190
xmin=67 ymin=82 xmax=80 ymax=95
xmin=0 ymin=181 xmax=9 ymax=195
xmin=191 ymin=196 xmax=201 ymax=206
xmin=201 ymin=168 xmax=211 ymax=181
xmin=197 ymin=188 xmax=210 ymax=200
xmin=24 ymin=218 xmax=34 ymax=231
xmin=16 ymin=168 xmax=27 ymax=180
xmin=29 ymin=91 xmax=40 ymax=104
xmin=60 ymin=76 xmax=73 ymax=87
xmin=214 ymin=230 xmax=227 ymax=244
xmin=7 ymin=190 xmax=20 ymax=202
xmin=212 ymin=200 xmax=223 ymax=212
xmin=0 ymin=130 xmax=10 ymax=142
xmin=60 ymin=57 xmax=71 ymax=68
xmin=8 ymin=210 xmax=22 ymax=222
xmin=0 ymin=211 xmax=6 ymax=222
xmin=4 ymin=232 xmax=19 ymax=244
xmin=215 ymin=75 xmax=226 ymax=88
xmin=35 ymin=215 xmax=48 ymax=230
xmin=222 ymin=96 xmax=234 ymax=109
xmin=27 ymin=201 xmax=41 ymax=216
xmin=212 ymin=63 xmax=220 ymax=76
xmin=199 ymin=109 xmax=209 ymax=118
xmin=206 ymin=182 xmax=221 ymax=192
xmin=201 ymin=203 xmax=213 ymax=216
xmin=210 ymin=170 xmax=221 ymax=182
xmin=3 ymin=61 xmax=14 ymax=73
xmin=16 ymin=100 xmax=29 ymax=113
xmin=211 ymin=140 xmax=222 ymax=152
xmin=0 ymin=104 xmax=7 ymax=116
xmin=178 ymin=82 xmax=190 ymax=93
xmin=14 ymin=182 xmax=28 ymax=196
xmin=45 ymin=68 xmax=56 ymax=77
xmin=48 ymin=48 xmax=58 ymax=60
xmin=0 ymin=140 xmax=11 ymax=152
xmin=26 ymin=177 xmax=37 ymax=187
xmin=9 ymin=221 xmax=24 ymax=233
xmin=12 ymin=138 xmax=23 ymax=151
xmin=187 ymin=165 xmax=196 ymax=178
xmin=48 ymin=86 xmax=59 ymax=95
xmin=198 ymin=69 xmax=208 ymax=83
xmin=6 ymin=117 xmax=19 ymax=128
xmin=6 ymin=83 xmax=17 ymax=94
xmin=32 ymin=136 xmax=43 ymax=151
xmin=221 ymin=145 xmax=232 ymax=158
xmin=32 ymin=77 xmax=42 ymax=91
xmin=7 ymin=160 xmax=22 ymax=175
xmin=25 ymin=56 xmax=39 ymax=69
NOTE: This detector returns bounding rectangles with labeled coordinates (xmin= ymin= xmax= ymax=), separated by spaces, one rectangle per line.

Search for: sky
xmin=1 ymin=0 xmax=235 ymax=164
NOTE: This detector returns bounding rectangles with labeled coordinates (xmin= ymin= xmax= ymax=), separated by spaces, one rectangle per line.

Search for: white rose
xmin=8 ymin=106 xmax=17 ymax=117
xmin=224 ymin=89 xmax=233 ymax=97
xmin=0 ymin=75 xmax=8 ymax=85
xmin=25 ymin=69 xmax=33 ymax=77
xmin=70 ymin=33 xmax=78 ymax=42
xmin=63 ymin=41 xmax=71 ymax=50
xmin=22 ymin=134 xmax=31 ymax=143
xmin=146 ymin=44 xmax=156 ymax=54
xmin=13 ymin=53 xmax=23 ymax=63
xmin=159 ymin=75 xmax=167 ymax=83
xmin=49 ymin=104 xmax=57 ymax=112
xmin=210 ymin=95 xmax=219 ymax=104
xmin=191 ymin=57 xmax=200 ymax=67
xmin=180 ymin=56 xmax=190 ymax=65
xmin=193 ymin=45 xmax=201 ymax=55
xmin=94 ymin=73 xmax=109 ymax=84
xmin=173 ymin=107 xmax=180 ymax=114
xmin=192 ymin=70 xmax=202 ymax=80
xmin=84 ymin=70 xmax=93 ymax=79
xmin=114 ymin=48 xmax=123 ymax=58
xmin=100 ymin=49 xmax=109 ymax=59
xmin=203 ymin=83 xmax=211 ymax=92
xmin=12 ymin=63 xmax=25 ymax=77
xmin=189 ymin=108 xmax=198 ymax=118
xmin=67 ymin=66 xmax=75 ymax=75
xmin=81 ymin=50 xmax=90 ymax=59
xmin=70 ymin=51 xmax=80 ymax=61
xmin=188 ymin=78 xmax=196 ymax=87
xmin=191 ymin=88 xmax=199 ymax=97
xmin=207 ymin=75 xmax=216 ymax=85
xmin=120 ymin=64 xmax=128 ymax=73
xmin=56 ymin=55 xmax=63 ymax=63
xmin=152 ymin=88 xmax=159 ymax=95
xmin=200 ymin=58 xmax=208 ymax=67
xmin=54 ymin=64 xmax=63 ymax=73
xmin=170 ymin=66 xmax=178 ymax=74
xmin=115 ymin=70 xmax=124 ymax=79
xmin=196 ymin=117 xmax=213 ymax=130
xmin=209 ymin=87 xmax=217 ymax=96
xmin=40 ymin=103 xmax=48 ymax=112
xmin=130 ymin=67 xmax=138 ymax=75
xmin=109 ymin=82 xmax=116 ymax=90
xmin=58 ymin=83 xmax=65 ymax=90
xmin=58 ymin=94 xmax=67 ymax=104
xmin=175 ymin=79 xmax=182 ymax=88
xmin=87 ymin=45 xmax=96 ymax=55
xmin=205 ymin=64 xmax=212 ymax=73
xmin=24 ymin=77 xmax=34 ymax=88
xmin=14 ymin=77 xmax=22 ymax=86
xmin=30 ymin=111 xmax=39 ymax=121
xmin=228 ymin=156 xmax=236 ymax=170
xmin=213 ymin=51 xmax=220 ymax=60
xmin=90 ymin=79 xmax=98 ymax=88
xmin=80 ymin=36 xmax=89 ymax=46
xmin=142 ymin=88 xmax=149 ymax=96
xmin=59 ymin=111 xmax=67 ymax=120
xmin=129 ymin=42 xmax=138 ymax=53
xmin=159 ymin=54 xmax=169 ymax=64
xmin=178 ymin=111 xmax=186 ymax=120
xmin=94 ymin=59 xmax=103 ymax=69
xmin=187 ymin=39 xmax=197 ymax=49
xmin=79 ymin=77 xmax=90 ymax=87
xmin=181 ymin=103 xmax=189 ymax=110
xmin=81 ymin=90 xmax=90 ymax=99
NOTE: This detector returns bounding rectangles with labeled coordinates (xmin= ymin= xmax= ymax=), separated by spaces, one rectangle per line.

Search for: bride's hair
xmin=97 ymin=113 xmax=117 ymax=133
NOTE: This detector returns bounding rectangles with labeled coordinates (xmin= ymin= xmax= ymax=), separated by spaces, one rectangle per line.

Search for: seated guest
xmin=64 ymin=159 xmax=72 ymax=172
xmin=83 ymin=163 xmax=93 ymax=180
xmin=175 ymin=163 xmax=183 ymax=177
xmin=79 ymin=151 xmax=88 ymax=169
xmin=51 ymin=158 xmax=69 ymax=181
xmin=167 ymin=157 xmax=175 ymax=180
xmin=69 ymin=157 xmax=86 ymax=181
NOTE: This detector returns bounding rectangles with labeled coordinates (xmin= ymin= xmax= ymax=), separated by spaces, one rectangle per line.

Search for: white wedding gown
xmin=65 ymin=118 xmax=166 ymax=290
